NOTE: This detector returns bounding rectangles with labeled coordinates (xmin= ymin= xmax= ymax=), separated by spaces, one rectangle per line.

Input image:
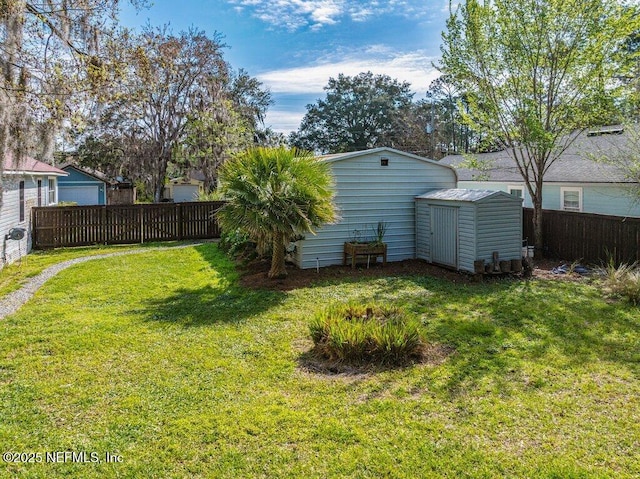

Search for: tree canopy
xmin=0 ymin=0 xmax=145 ymax=180
xmin=289 ymin=72 xmax=414 ymax=154
xmin=76 ymin=26 xmax=271 ymax=202
xmin=440 ymin=0 xmax=640 ymax=250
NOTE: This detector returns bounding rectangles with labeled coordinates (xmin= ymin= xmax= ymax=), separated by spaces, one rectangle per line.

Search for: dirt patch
xmin=297 ymin=343 xmax=455 ymax=377
xmin=239 ymin=257 xmax=590 ymax=291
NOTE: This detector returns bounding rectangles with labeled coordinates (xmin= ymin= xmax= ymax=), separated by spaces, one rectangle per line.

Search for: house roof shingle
xmin=440 ymin=127 xmax=635 ymax=184
xmin=3 ymin=156 xmax=67 ymax=176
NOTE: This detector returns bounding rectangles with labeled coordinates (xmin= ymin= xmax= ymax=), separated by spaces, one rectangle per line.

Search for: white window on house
xmin=561 ymin=187 xmax=582 ymax=212
xmin=48 ymin=178 xmax=55 ymax=204
xmin=508 ymin=186 xmax=524 ymax=198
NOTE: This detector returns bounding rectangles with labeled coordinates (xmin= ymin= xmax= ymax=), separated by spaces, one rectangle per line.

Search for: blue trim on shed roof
xmin=416 ymin=188 xmax=523 ymax=203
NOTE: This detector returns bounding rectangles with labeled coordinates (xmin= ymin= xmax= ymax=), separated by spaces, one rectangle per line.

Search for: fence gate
xmin=430 ymin=205 xmax=458 ymax=268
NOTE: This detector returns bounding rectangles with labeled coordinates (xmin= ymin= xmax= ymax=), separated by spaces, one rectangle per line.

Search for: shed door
xmin=430 ymin=205 xmax=458 ymax=268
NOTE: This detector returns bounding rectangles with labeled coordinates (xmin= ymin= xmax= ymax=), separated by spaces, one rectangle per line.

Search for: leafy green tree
xmin=290 ymin=72 xmax=414 ymax=153
xmin=181 ymin=99 xmax=253 ymax=192
xmin=440 ymin=0 xmax=640 ymax=251
xmin=217 ymin=147 xmax=338 ymax=278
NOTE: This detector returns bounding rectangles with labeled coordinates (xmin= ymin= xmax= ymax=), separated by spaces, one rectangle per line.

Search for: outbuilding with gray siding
xmin=415 ymin=189 xmax=523 ymax=273
xmin=292 ymin=148 xmax=458 ymax=269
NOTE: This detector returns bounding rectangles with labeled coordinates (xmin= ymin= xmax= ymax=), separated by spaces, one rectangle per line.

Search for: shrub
xmin=599 ymin=260 xmax=640 ymax=305
xmin=219 ymin=229 xmax=260 ymax=261
xmin=309 ymin=302 xmax=425 ymax=365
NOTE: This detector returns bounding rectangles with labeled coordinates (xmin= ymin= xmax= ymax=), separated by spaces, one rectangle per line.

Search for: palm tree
xmin=217 ymin=147 xmax=338 ymax=278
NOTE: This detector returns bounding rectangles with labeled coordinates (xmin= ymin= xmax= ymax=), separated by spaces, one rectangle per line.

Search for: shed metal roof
xmin=416 ymin=188 xmax=522 ymax=202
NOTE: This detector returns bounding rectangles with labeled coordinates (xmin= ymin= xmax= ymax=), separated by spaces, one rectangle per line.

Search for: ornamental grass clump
xmin=599 ymin=260 xmax=640 ymax=305
xmin=309 ymin=302 xmax=425 ymax=365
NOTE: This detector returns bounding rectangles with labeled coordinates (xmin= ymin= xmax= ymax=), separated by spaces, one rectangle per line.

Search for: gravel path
xmin=0 ymin=243 xmax=205 ymax=319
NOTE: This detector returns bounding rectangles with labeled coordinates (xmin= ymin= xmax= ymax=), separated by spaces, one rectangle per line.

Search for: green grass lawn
xmin=0 ymin=243 xmax=638 ymax=478
xmin=0 ymin=241 xmax=200 ymax=297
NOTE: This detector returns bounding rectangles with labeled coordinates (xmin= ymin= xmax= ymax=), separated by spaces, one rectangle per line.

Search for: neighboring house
xmin=440 ymin=127 xmax=640 ymax=217
xmin=164 ymin=171 xmax=205 ymax=202
xmin=292 ymin=148 xmax=458 ymax=269
xmin=58 ymin=164 xmax=108 ymax=205
xmin=1 ymin=156 xmax=67 ymax=267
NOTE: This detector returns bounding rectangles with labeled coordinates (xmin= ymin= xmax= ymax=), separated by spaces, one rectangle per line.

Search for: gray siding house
xmin=440 ymin=127 xmax=640 ymax=217
xmin=415 ymin=189 xmax=523 ymax=273
xmin=1 ymin=156 xmax=67 ymax=267
xmin=292 ymin=148 xmax=458 ymax=269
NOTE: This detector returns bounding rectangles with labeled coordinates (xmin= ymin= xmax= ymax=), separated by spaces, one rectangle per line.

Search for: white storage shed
xmin=292 ymin=148 xmax=458 ymax=269
xmin=415 ymin=189 xmax=523 ymax=273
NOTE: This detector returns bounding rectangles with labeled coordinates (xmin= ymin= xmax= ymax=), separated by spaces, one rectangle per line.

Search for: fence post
xmin=31 ymin=208 xmax=37 ymax=249
xmin=177 ymin=203 xmax=183 ymax=240
xmin=101 ymin=206 xmax=107 ymax=244
xmin=140 ymin=207 xmax=144 ymax=244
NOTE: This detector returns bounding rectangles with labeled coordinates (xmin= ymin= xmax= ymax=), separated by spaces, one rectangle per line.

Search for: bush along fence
xmin=32 ymin=201 xmax=224 ymax=249
xmin=523 ymin=208 xmax=640 ymax=265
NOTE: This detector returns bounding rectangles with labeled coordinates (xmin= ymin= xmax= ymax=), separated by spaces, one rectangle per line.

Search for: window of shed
xmin=19 ymin=181 xmax=25 ymax=222
xmin=380 ymin=158 xmax=389 ymax=166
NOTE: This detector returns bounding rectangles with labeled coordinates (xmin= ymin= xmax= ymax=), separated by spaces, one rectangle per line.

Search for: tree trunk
xmin=532 ymin=197 xmax=544 ymax=256
xmin=268 ymin=232 xmax=287 ymax=279
xmin=153 ymin=183 xmax=164 ymax=203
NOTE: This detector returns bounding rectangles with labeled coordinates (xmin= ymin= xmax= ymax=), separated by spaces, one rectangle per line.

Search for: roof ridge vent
xmin=587 ymin=127 xmax=624 ymax=137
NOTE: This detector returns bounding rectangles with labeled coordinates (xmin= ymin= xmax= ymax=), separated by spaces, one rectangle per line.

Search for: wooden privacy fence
xmin=523 ymin=208 xmax=640 ymax=264
xmin=32 ymin=201 xmax=224 ymax=249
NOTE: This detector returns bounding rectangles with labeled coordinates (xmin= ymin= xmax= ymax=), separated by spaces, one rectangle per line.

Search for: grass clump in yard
xmin=599 ymin=260 xmax=640 ymax=305
xmin=309 ymin=302 xmax=426 ymax=365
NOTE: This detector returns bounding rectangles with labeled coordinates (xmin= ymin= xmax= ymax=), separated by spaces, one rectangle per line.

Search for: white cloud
xmin=258 ymin=48 xmax=442 ymax=133
xmin=257 ymin=48 xmax=441 ymax=95
xmin=264 ymin=109 xmax=306 ymax=134
xmin=229 ymin=0 xmax=431 ymax=30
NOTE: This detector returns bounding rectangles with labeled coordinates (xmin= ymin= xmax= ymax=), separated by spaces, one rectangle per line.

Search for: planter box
xmin=343 ymin=242 xmax=387 ymax=268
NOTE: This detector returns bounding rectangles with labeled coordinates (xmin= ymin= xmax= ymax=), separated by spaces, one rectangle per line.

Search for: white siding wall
xmin=416 ymin=193 xmax=522 ymax=273
xmin=457 ymin=204 xmax=477 ymax=272
xmin=415 ymin=200 xmax=477 ymax=272
xmin=476 ymin=196 xmax=523 ymax=263
xmin=415 ymin=201 xmax=431 ymax=261
xmin=296 ymin=152 xmax=456 ymax=269
xmin=1 ymin=174 xmax=56 ymax=267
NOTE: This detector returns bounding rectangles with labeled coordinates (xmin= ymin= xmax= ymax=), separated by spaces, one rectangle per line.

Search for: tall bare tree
xmin=92 ymin=26 xmax=230 ymax=202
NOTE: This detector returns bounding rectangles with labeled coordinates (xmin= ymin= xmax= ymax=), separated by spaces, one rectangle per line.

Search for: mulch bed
xmin=239 ymin=257 xmax=591 ymax=292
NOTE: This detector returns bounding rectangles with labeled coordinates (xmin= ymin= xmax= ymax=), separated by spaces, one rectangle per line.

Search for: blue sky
xmin=119 ymin=1 xmax=452 ymax=135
